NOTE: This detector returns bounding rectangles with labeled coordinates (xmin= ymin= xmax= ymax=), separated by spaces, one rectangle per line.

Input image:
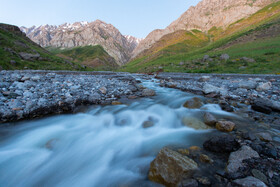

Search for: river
xmin=0 ymin=78 xmax=237 ymax=187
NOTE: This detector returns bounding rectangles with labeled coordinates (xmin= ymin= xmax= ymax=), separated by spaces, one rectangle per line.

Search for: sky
xmin=0 ymin=0 xmax=201 ymax=38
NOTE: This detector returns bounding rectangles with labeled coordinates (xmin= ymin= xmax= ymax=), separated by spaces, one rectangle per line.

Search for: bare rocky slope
xmin=21 ymin=20 xmax=142 ymax=65
xmin=133 ymin=0 xmax=277 ymax=58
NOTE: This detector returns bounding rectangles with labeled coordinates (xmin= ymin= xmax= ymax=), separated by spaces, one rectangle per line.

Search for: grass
xmin=47 ymin=45 xmax=118 ymax=71
xmin=0 ymin=24 xmax=87 ymax=71
xmin=121 ymin=1 xmax=280 ymax=74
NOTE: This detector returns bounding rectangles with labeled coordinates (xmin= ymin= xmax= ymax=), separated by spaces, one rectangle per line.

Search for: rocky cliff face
xmin=21 ymin=20 xmax=142 ymax=65
xmin=133 ymin=0 xmax=276 ymax=57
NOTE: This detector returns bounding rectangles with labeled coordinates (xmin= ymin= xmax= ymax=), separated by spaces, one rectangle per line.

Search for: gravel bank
xmin=0 ymin=70 xmax=142 ymax=123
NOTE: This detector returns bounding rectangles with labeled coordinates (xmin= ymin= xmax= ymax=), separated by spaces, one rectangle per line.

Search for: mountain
xmin=123 ymin=0 xmax=280 ymax=74
xmin=21 ymin=20 xmax=142 ymax=66
xmin=133 ymin=0 xmax=277 ymax=58
xmin=0 ymin=23 xmax=86 ymax=71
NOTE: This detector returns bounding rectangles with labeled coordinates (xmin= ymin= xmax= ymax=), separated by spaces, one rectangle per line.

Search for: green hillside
xmin=48 ymin=45 xmax=118 ymax=71
xmin=122 ymin=1 xmax=280 ymax=74
xmin=0 ymin=24 xmax=87 ymax=71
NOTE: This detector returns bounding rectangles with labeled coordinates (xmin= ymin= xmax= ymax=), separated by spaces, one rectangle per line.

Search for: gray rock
xmin=199 ymin=76 xmax=211 ymax=82
xmin=142 ymin=121 xmax=154 ymax=128
xmin=239 ymin=81 xmax=257 ymax=89
xmin=178 ymin=179 xmax=198 ymax=187
xmin=203 ymin=55 xmax=210 ymax=61
xmin=142 ymin=89 xmax=156 ymax=96
xmin=227 ymin=146 xmax=259 ymax=174
xmin=220 ymin=54 xmax=230 ymax=61
xmin=251 ymin=169 xmax=268 ymax=184
xmin=203 ymin=112 xmax=217 ymax=126
xmin=203 ymin=83 xmax=228 ymax=95
xmin=232 ymin=176 xmax=266 ymax=187
xmin=256 ymin=82 xmax=272 ymax=91
xmin=256 ymin=132 xmax=272 ymax=142
xmin=99 ymin=87 xmax=107 ymax=94
xmin=18 ymin=52 xmax=40 ymax=61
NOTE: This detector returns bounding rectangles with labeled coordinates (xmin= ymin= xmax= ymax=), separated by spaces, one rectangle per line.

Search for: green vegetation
xmin=121 ymin=1 xmax=280 ymax=74
xmin=47 ymin=45 xmax=118 ymax=71
xmin=0 ymin=24 xmax=87 ymax=71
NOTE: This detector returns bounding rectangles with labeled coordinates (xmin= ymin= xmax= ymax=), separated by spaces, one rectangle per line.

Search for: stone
xmin=219 ymin=100 xmax=234 ymax=112
xmin=10 ymin=60 xmax=17 ymax=65
xmin=112 ymin=101 xmax=122 ymax=105
xmin=239 ymin=81 xmax=257 ymax=89
xmin=142 ymin=121 xmax=154 ymax=128
xmin=226 ymin=146 xmax=259 ymax=174
xmin=149 ymin=147 xmax=198 ymax=186
xmin=18 ymin=52 xmax=40 ymax=61
xmin=256 ymin=82 xmax=272 ymax=92
xmin=220 ymin=54 xmax=230 ymax=61
xmin=99 ymin=87 xmax=107 ymax=94
xmin=232 ymin=176 xmax=266 ymax=187
xmin=203 ymin=112 xmax=217 ymax=126
xmin=182 ymin=117 xmax=211 ymax=130
xmin=142 ymin=89 xmax=156 ymax=96
xmin=199 ymin=154 xmax=213 ymax=164
xmin=256 ymin=132 xmax=272 ymax=142
xmin=198 ymin=76 xmax=211 ymax=82
xmin=196 ymin=177 xmax=211 ymax=186
xmin=203 ymin=55 xmax=210 ymax=61
xmin=216 ymin=121 xmax=235 ymax=132
xmin=203 ymin=134 xmax=240 ymax=153
xmin=251 ymin=169 xmax=268 ymax=184
xmin=178 ymin=179 xmax=198 ymax=187
xmin=241 ymin=57 xmax=256 ymax=63
xmin=128 ymin=95 xmax=137 ymax=99
xmin=183 ymin=97 xmax=203 ymax=109
xmin=203 ymin=83 xmax=228 ymax=96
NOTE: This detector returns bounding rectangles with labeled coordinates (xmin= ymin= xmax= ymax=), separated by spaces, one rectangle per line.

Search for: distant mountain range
xmin=1 ymin=0 xmax=279 ymax=73
xmin=20 ymin=20 xmax=143 ymax=66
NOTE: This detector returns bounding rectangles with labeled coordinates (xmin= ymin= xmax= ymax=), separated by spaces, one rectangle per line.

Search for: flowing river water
xmin=0 ymin=78 xmax=238 ymax=187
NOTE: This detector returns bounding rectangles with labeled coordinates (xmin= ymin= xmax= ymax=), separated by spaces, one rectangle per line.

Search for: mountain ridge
xmin=133 ymin=0 xmax=277 ymax=58
xmin=21 ymin=20 xmax=143 ymax=65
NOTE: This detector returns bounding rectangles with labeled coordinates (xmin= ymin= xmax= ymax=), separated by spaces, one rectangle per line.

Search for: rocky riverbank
xmin=0 ymin=70 xmax=148 ymax=123
xmin=148 ymin=73 xmax=280 ymax=186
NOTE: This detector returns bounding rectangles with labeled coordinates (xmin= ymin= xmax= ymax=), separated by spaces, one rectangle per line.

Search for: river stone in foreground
xmin=227 ymin=146 xmax=259 ymax=174
xmin=232 ymin=176 xmax=267 ymax=187
xmin=149 ymin=147 xmax=198 ymax=186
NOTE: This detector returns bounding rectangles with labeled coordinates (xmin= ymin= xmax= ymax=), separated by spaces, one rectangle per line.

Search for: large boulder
xmin=203 ymin=134 xmax=240 ymax=153
xmin=226 ymin=146 xmax=260 ymax=174
xmin=216 ymin=121 xmax=236 ymax=132
xmin=142 ymin=89 xmax=156 ymax=96
xmin=232 ymin=176 xmax=266 ymax=187
xmin=149 ymin=147 xmax=198 ymax=186
xmin=183 ymin=97 xmax=203 ymax=109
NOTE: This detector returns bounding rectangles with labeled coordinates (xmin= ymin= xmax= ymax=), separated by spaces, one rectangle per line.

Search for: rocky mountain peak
xmin=133 ymin=0 xmax=276 ymax=57
xmin=20 ymin=20 xmax=142 ymax=65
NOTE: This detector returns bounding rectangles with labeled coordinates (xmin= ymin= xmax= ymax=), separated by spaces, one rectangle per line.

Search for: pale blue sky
xmin=0 ymin=0 xmax=200 ymax=38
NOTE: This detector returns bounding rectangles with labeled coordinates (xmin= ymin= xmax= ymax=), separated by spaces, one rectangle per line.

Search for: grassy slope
xmin=122 ymin=1 xmax=280 ymax=74
xmin=47 ymin=45 xmax=118 ymax=71
xmin=0 ymin=24 xmax=87 ymax=71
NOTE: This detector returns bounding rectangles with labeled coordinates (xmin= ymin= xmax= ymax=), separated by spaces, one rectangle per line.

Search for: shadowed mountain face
xmin=133 ymin=0 xmax=277 ymax=58
xmin=21 ymin=20 xmax=142 ymax=66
